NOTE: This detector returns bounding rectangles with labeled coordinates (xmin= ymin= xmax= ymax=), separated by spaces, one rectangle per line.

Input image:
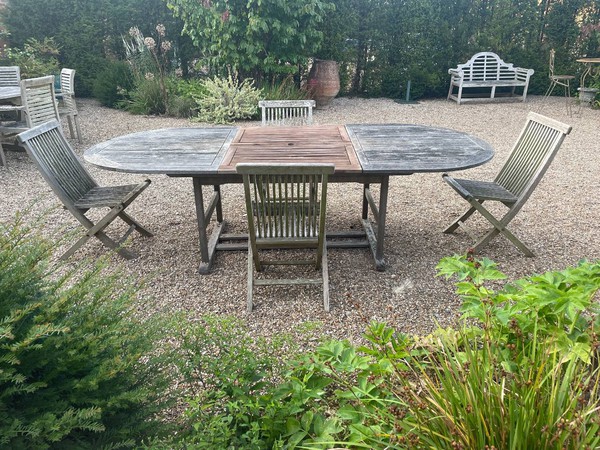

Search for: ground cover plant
xmin=3 ymin=212 xmax=599 ymax=448
xmin=155 ymin=255 xmax=600 ymax=449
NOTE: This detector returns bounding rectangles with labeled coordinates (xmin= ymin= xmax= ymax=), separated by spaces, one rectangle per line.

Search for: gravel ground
xmin=1 ymin=95 xmax=599 ymax=343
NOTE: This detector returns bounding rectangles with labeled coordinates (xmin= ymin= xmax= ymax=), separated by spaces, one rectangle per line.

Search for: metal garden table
xmin=84 ymin=124 xmax=494 ymax=273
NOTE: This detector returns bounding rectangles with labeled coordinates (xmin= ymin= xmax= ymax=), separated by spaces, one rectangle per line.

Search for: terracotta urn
xmin=307 ymin=59 xmax=340 ymax=108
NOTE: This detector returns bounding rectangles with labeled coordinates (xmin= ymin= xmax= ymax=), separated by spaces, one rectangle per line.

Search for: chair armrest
xmin=448 ymin=68 xmax=463 ymax=77
xmin=442 ymin=173 xmax=473 ymax=200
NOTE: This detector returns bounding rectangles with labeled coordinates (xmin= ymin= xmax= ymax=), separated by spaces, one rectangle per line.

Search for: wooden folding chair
xmin=56 ymin=68 xmax=82 ymax=142
xmin=259 ymin=100 xmax=315 ymax=126
xmin=17 ymin=120 xmax=153 ymax=260
xmin=1 ymin=75 xmax=60 ymax=166
xmin=237 ymin=163 xmax=334 ymax=312
xmin=442 ymin=112 xmax=572 ymax=256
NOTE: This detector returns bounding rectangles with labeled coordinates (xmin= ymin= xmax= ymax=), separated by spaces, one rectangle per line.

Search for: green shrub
xmin=260 ymin=75 xmax=309 ymax=101
xmin=1 ymin=37 xmax=60 ymax=79
xmin=0 ymin=214 xmax=177 ymax=448
xmin=148 ymin=315 xmax=326 ymax=449
xmin=193 ymin=72 xmax=262 ymax=124
xmin=165 ymin=78 xmax=205 ymax=118
xmin=123 ymin=77 xmax=166 ymax=115
xmin=92 ymin=61 xmax=135 ymax=108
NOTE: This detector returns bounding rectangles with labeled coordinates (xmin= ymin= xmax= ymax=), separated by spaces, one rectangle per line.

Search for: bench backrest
xmin=456 ymin=52 xmax=519 ymax=82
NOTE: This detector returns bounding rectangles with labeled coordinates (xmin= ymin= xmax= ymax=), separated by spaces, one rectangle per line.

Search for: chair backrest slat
xmin=21 ymin=76 xmax=60 ymax=127
xmin=0 ymin=66 xmax=20 ymax=87
xmin=17 ymin=121 xmax=97 ymax=206
xmin=259 ymin=100 xmax=315 ymax=126
xmin=495 ymin=112 xmax=572 ymax=202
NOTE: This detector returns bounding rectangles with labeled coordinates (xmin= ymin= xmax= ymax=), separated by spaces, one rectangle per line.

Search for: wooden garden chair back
xmin=56 ymin=68 xmax=82 ymax=142
xmin=442 ymin=112 xmax=572 ymax=256
xmin=21 ymin=75 xmax=61 ymax=127
xmin=259 ymin=100 xmax=315 ymax=126
xmin=0 ymin=66 xmax=20 ymax=87
xmin=16 ymin=120 xmax=153 ymax=260
xmin=237 ymin=163 xmax=334 ymax=312
xmin=1 ymin=75 xmax=60 ymax=166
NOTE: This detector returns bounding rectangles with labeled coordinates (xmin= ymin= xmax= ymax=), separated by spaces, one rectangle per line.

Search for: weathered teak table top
xmin=86 ymin=124 xmax=493 ymax=175
xmin=84 ymin=124 xmax=494 ymax=273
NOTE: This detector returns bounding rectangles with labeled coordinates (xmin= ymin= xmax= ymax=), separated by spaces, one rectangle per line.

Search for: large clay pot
xmin=307 ymin=59 xmax=340 ymax=108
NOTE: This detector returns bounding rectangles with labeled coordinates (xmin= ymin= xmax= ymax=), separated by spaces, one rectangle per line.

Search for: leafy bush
xmin=162 ymin=255 xmax=600 ymax=449
xmin=166 ymin=78 xmax=204 ymax=118
xmin=123 ymin=77 xmax=166 ymax=115
xmin=0 ymin=214 xmax=177 ymax=448
xmin=92 ymin=60 xmax=135 ymax=108
xmin=1 ymin=37 xmax=60 ymax=79
xmin=193 ymin=72 xmax=261 ymax=124
xmin=146 ymin=315 xmax=302 ymax=448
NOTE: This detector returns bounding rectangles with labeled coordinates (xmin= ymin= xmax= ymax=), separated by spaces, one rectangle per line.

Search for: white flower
xmin=145 ymin=72 xmax=155 ymax=80
xmin=129 ymin=26 xmax=141 ymax=37
xmin=144 ymin=37 xmax=156 ymax=50
xmin=156 ymin=24 xmax=166 ymax=37
xmin=161 ymin=41 xmax=172 ymax=52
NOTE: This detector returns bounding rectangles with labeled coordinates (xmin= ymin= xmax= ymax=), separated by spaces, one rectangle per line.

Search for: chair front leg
xmin=443 ymin=204 xmax=479 ymax=234
xmin=118 ymin=211 xmax=153 ymax=237
xmin=469 ymin=200 xmax=534 ymax=257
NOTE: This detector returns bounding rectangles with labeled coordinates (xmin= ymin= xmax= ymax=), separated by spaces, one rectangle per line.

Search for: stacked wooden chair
xmin=56 ymin=68 xmax=82 ymax=142
xmin=237 ymin=163 xmax=334 ymax=312
xmin=0 ymin=66 xmax=21 ymax=100
xmin=0 ymin=75 xmax=60 ymax=166
xmin=442 ymin=112 xmax=572 ymax=256
xmin=259 ymin=100 xmax=315 ymax=126
xmin=543 ymin=49 xmax=575 ymax=116
xmin=17 ymin=120 xmax=153 ymax=260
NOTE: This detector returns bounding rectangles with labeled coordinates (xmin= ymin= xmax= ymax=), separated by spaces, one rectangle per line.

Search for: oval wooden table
xmin=85 ymin=124 xmax=494 ymax=273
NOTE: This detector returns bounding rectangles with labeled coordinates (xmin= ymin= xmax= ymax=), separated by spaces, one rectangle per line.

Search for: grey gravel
xmin=1 ymin=96 xmax=599 ymax=343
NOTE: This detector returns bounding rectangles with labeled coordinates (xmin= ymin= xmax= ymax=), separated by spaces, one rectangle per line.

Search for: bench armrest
xmin=515 ymin=67 xmax=534 ymax=80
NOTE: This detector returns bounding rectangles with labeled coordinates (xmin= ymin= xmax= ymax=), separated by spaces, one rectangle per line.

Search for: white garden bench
xmin=447 ymin=52 xmax=534 ymax=104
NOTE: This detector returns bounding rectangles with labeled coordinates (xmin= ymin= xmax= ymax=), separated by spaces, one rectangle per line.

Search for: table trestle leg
xmin=193 ymin=178 xmax=225 ymax=274
xmin=361 ymin=177 xmax=388 ymax=271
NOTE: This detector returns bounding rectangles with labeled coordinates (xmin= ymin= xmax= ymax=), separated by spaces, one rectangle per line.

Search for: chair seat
xmin=0 ymin=121 xmax=27 ymax=133
xmin=551 ymin=75 xmax=575 ymax=81
xmin=74 ymin=184 xmax=146 ymax=209
xmin=447 ymin=177 xmax=518 ymax=203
